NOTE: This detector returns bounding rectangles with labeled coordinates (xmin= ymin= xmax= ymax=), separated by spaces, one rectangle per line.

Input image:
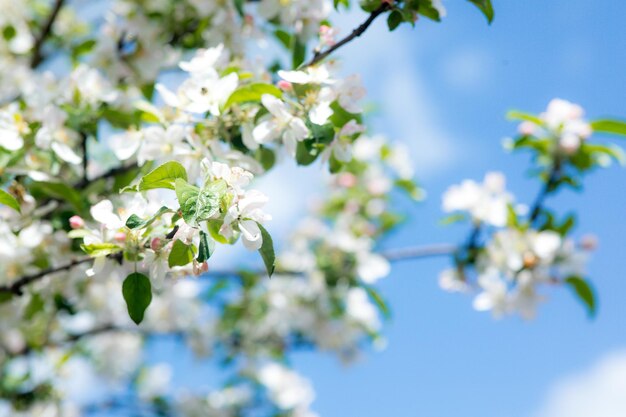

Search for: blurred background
xmin=81 ymin=1 xmax=626 ymax=416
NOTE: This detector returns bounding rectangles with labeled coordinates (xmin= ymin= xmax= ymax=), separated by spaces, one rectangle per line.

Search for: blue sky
xmin=146 ymin=1 xmax=626 ymax=416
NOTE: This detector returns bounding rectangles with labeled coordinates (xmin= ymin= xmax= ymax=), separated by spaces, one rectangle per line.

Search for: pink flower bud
xmin=69 ymin=215 xmax=84 ymax=229
xmin=151 ymin=237 xmax=162 ymax=251
xmin=114 ymin=232 xmax=127 ymax=242
xmin=277 ymin=80 xmax=292 ymax=91
xmin=580 ymin=234 xmax=599 ymax=251
xmin=192 ymin=261 xmax=209 ymax=276
xmin=319 ymin=25 xmax=331 ymax=35
xmin=337 ymin=173 xmax=357 ymax=188
xmin=518 ymin=121 xmax=536 ymax=136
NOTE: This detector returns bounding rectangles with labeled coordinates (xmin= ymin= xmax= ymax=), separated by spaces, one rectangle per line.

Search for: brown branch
xmin=0 ymin=243 xmax=456 ymax=299
xmin=74 ymin=161 xmax=138 ymax=190
xmin=80 ymin=132 xmax=88 ymax=184
xmin=301 ymin=2 xmax=391 ymax=68
xmin=0 ymin=253 xmax=122 ymax=297
xmin=30 ymin=0 xmax=66 ymax=69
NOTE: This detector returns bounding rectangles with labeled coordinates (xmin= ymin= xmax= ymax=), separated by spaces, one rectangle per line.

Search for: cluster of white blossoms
xmin=1 ymin=0 xmax=624 ymax=415
xmin=440 ymin=169 xmax=596 ymax=319
xmin=442 ymin=171 xmax=511 ymax=227
xmin=517 ymin=98 xmax=593 ymax=155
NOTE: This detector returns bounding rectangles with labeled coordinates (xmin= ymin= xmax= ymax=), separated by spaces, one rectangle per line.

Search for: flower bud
xmin=151 ymin=237 xmax=162 ymax=251
xmin=580 ymin=234 xmax=599 ymax=251
xmin=277 ymin=80 xmax=292 ymax=91
xmin=518 ymin=121 xmax=537 ymax=136
xmin=69 ymin=215 xmax=85 ymax=229
xmin=114 ymin=232 xmax=127 ymax=242
xmin=337 ymin=173 xmax=357 ymax=188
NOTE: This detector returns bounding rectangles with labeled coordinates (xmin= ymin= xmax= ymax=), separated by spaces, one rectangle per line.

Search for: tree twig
xmin=30 ymin=0 xmax=66 ymax=69
xmin=80 ymin=132 xmax=89 ymax=184
xmin=528 ymin=160 xmax=562 ymax=225
xmin=301 ymin=2 xmax=391 ymax=68
xmin=0 ymin=243 xmax=457 ymax=298
xmin=0 ymin=253 xmax=122 ymax=297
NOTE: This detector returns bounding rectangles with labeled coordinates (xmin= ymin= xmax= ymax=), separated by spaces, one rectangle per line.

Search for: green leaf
xmin=138 ymin=161 xmax=188 ymax=191
xmin=207 ymin=219 xmax=229 ymax=244
xmin=387 ymin=10 xmax=403 ymax=31
xmin=168 ymin=239 xmax=195 ymax=268
xmin=257 ymin=223 xmax=275 ymax=277
xmin=255 ymin=147 xmax=276 ymax=171
xmin=506 ymin=110 xmax=542 ymax=125
xmin=233 ymin=0 xmax=245 ymax=17
xmin=329 ymin=101 xmax=362 ymax=128
xmin=564 ymin=276 xmax=597 ymax=318
xmin=80 ymin=243 xmax=122 ymax=257
xmin=122 ymin=273 xmax=152 ymax=325
xmin=364 ymin=286 xmax=391 ymax=319
xmin=274 ymin=30 xmax=292 ymax=49
xmin=31 ymin=181 xmax=86 ymax=214
xmin=224 ymin=83 xmax=282 ymax=109
xmin=175 ymin=179 xmax=224 ymax=227
xmin=71 ymin=39 xmax=96 ymax=62
xmin=439 ymin=213 xmax=467 ymax=226
xmin=394 ymin=179 xmax=424 ymax=201
xmin=197 ymin=230 xmax=213 ymax=263
xmin=468 ymin=0 xmax=494 ymax=23
xmin=295 ymin=140 xmax=320 ymax=165
xmin=292 ymin=37 xmax=306 ymax=69
xmin=591 ymin=119 xmax=626 ymax=137
xmin=125 ymin=206 xmax=173 ymax=230
xmin=25 ymin=293 xmax=45 ymax=320
xmin=0 ymin=189 xmax=20 ymax=213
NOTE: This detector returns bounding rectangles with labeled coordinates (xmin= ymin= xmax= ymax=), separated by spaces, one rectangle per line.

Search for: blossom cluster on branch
xmin=0 ymin=0 xmax=625 ymax=416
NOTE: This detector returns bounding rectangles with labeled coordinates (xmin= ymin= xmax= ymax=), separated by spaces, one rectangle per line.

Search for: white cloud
xmin=532 ymin=350 xmax=626 ymax=417
xmin=441 ymin=46 xmax=495 ymax=92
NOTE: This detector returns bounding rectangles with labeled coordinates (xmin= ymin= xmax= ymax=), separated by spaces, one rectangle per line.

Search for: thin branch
xmin=30 ymin=0 xmax=66 ymax=69
xmin=74 ymin=162 xmax=139 ymax=190
xmin=380 ymin=244 xmax=456 ymax=262
xmin=528 ymin=159 xmax=562 ymax=225
xmin=301 ymin=2 xmax=391 ymax=68
xmin=0 ymin=253 xmax=121 ymax=297
xmin=80 ymin=132 xmax=88 ymax=184
xmin=0 ymin=243 xmax=457 ymax=298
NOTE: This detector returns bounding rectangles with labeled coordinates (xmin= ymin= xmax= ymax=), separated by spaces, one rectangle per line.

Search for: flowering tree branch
xmin=0 ymin=253 xmax=122 ymax=296
xmin=0 ymin=243 xmax=457 ymax=298
xmin=30 ymin=0 xmax=66 ymax=68
xmin=301 ymin=2 xmax=391 ymax=68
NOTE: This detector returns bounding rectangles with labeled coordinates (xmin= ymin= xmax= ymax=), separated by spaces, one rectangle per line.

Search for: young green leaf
xmin=175 ymin=179 xmax=224 ymax=226
xmin=80 ymin=243 xmax=122 ymax=257
xmin=168 ymin=239 xmax=196 ymax=268
xmin=0 ymin=189 xmax=20 ymax=213
xmin=257 ymin=223 xmax=275 ymax=277
xmin=125 ymin=206 xmax=173 ymax=229
xmin=591 ymin=119 xmax=626 ymax=137
xmin=224 ymin=83 xmax=282 ymax=109
xmin=387 ymin=10 xmax=404 ymax=31
xmin=138 ymin=161 xmax=188 ymax=191
xmin=197 ymin=230 xmax=214 ymax=263
xmin=31 ymin=181 xmax=86 ymax=214
xmin=565 ymin=276 xmax=597 ymax=318
xmin=468 ymin=0 xmax=494 ymax=23
xmin=122 ymin=272 xmax=152 ymax=325
xmin=364 ymin=285 xmax=391 ymax=319
xmin=233 ymin=0 xmax=245 ymax=17
xmin=506 ymin=110 xmax=542 ymax=125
